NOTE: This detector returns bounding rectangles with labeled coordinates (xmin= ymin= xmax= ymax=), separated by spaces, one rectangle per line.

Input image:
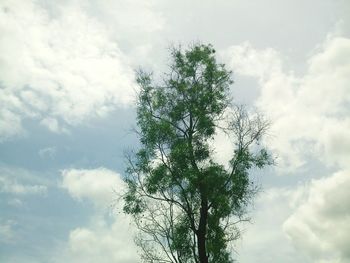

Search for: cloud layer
xmin=0 ymin=0 xmax=138 ymax=140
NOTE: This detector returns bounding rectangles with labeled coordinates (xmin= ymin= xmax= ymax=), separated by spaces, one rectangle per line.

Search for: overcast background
xmin=0 ymin=0 xmax=349 ymax=262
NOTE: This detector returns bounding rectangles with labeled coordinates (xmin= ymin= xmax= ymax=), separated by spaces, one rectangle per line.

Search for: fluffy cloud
xmin=283 ymin=170 xmax=350 ymax=263
xmin=236 ymin=171 xmax=350 ymax=263
xmin=66 ymin=217 xmax=138 ymax=263
xmin=223 ymin=35 xmax=350 ymax=262
xmin=223 ymin=36 xmax=350 ymax=172
xmin=237 ymin=187 xmax=311 ymax=263
xmin=61 ymin=167 xmax=124 ymax=207
xmin=223 ymin=41 xmax=283 ymax=81
xmin=0 ymin=0 xmax=141 ymax=140
xmin=61 ymin=167 xmax=139 ymax=263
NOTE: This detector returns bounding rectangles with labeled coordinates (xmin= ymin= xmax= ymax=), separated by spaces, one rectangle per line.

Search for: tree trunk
xmin=197 ymin=197 xmax=208 ymax=263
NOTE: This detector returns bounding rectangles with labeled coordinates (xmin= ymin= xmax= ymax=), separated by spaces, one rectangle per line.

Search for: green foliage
xmin=123 ymin=43 xmax=273 ymax=263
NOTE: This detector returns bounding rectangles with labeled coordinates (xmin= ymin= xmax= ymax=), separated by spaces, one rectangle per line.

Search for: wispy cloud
xmin=0 ymin=219 xmax=16 ymax=244
xmin=0 ymin=167 xmax=47 ymax=195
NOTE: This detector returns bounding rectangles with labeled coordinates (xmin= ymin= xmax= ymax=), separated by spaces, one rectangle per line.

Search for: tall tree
xmin=123 ymin=44 xmax=273 ymax=263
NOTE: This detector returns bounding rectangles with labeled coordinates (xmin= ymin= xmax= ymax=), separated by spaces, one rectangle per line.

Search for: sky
xmin=0 ymin=0 xmax=349 ymax=262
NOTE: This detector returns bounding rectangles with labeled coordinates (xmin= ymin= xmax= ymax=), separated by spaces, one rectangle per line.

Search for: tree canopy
xmin=123 ymin=44 xmax=273 ymax=263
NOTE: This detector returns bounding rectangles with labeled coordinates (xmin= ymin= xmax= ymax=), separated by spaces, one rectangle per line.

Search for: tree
xmin=123 ymin=44 xmax=273 ymax=263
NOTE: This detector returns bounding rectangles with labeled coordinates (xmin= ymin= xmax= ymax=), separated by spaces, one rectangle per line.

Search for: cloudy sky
xmin=0 ymin=0 xmax=349 ymax=262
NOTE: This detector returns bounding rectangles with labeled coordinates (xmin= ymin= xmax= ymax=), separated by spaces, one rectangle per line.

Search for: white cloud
xmin=0 ymin=0 xmax=141 ymax=140
xmin=90 ymin=0 xmax=163 ymax=34
xmin=236 ymin=186 xmax=311 ymax=263
xmin=0 ymin=219 xmax=16 ymax=244
xmin=0 ymin=179 xmax=47 ymax=195
xmin=223 ymin=34 xmax=350 ymax=263
xmin=38 ymin=146 xmax=57 ymax=159
xmin=84 ymin=0 xmax=165 ymax=68
xmin=0 ymin=165 xmax=48 ymax=215
xmin=61 ymin=167 xmax=124 ymax=207
xmin=224 ymin=41 xmax=283 ymax=82
xmin=0 ymin=172 xmax=47 ymax=195
xmin=67 ymin=217 xmax=138 ymax=263
xmin=0 ymin=105 xmax=24 ymax=141
xmin=40 ymin=118 xmax=69 ymax=134
xmin=283 ymin=170 xmax=350 ymax=263
xmin=236 ymin=178 xmax=349 ymax=263
xmin=223 ymin=36 xmax=350 ymax=173
xmin=60 ymin=167 xmax=139 ymax=263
